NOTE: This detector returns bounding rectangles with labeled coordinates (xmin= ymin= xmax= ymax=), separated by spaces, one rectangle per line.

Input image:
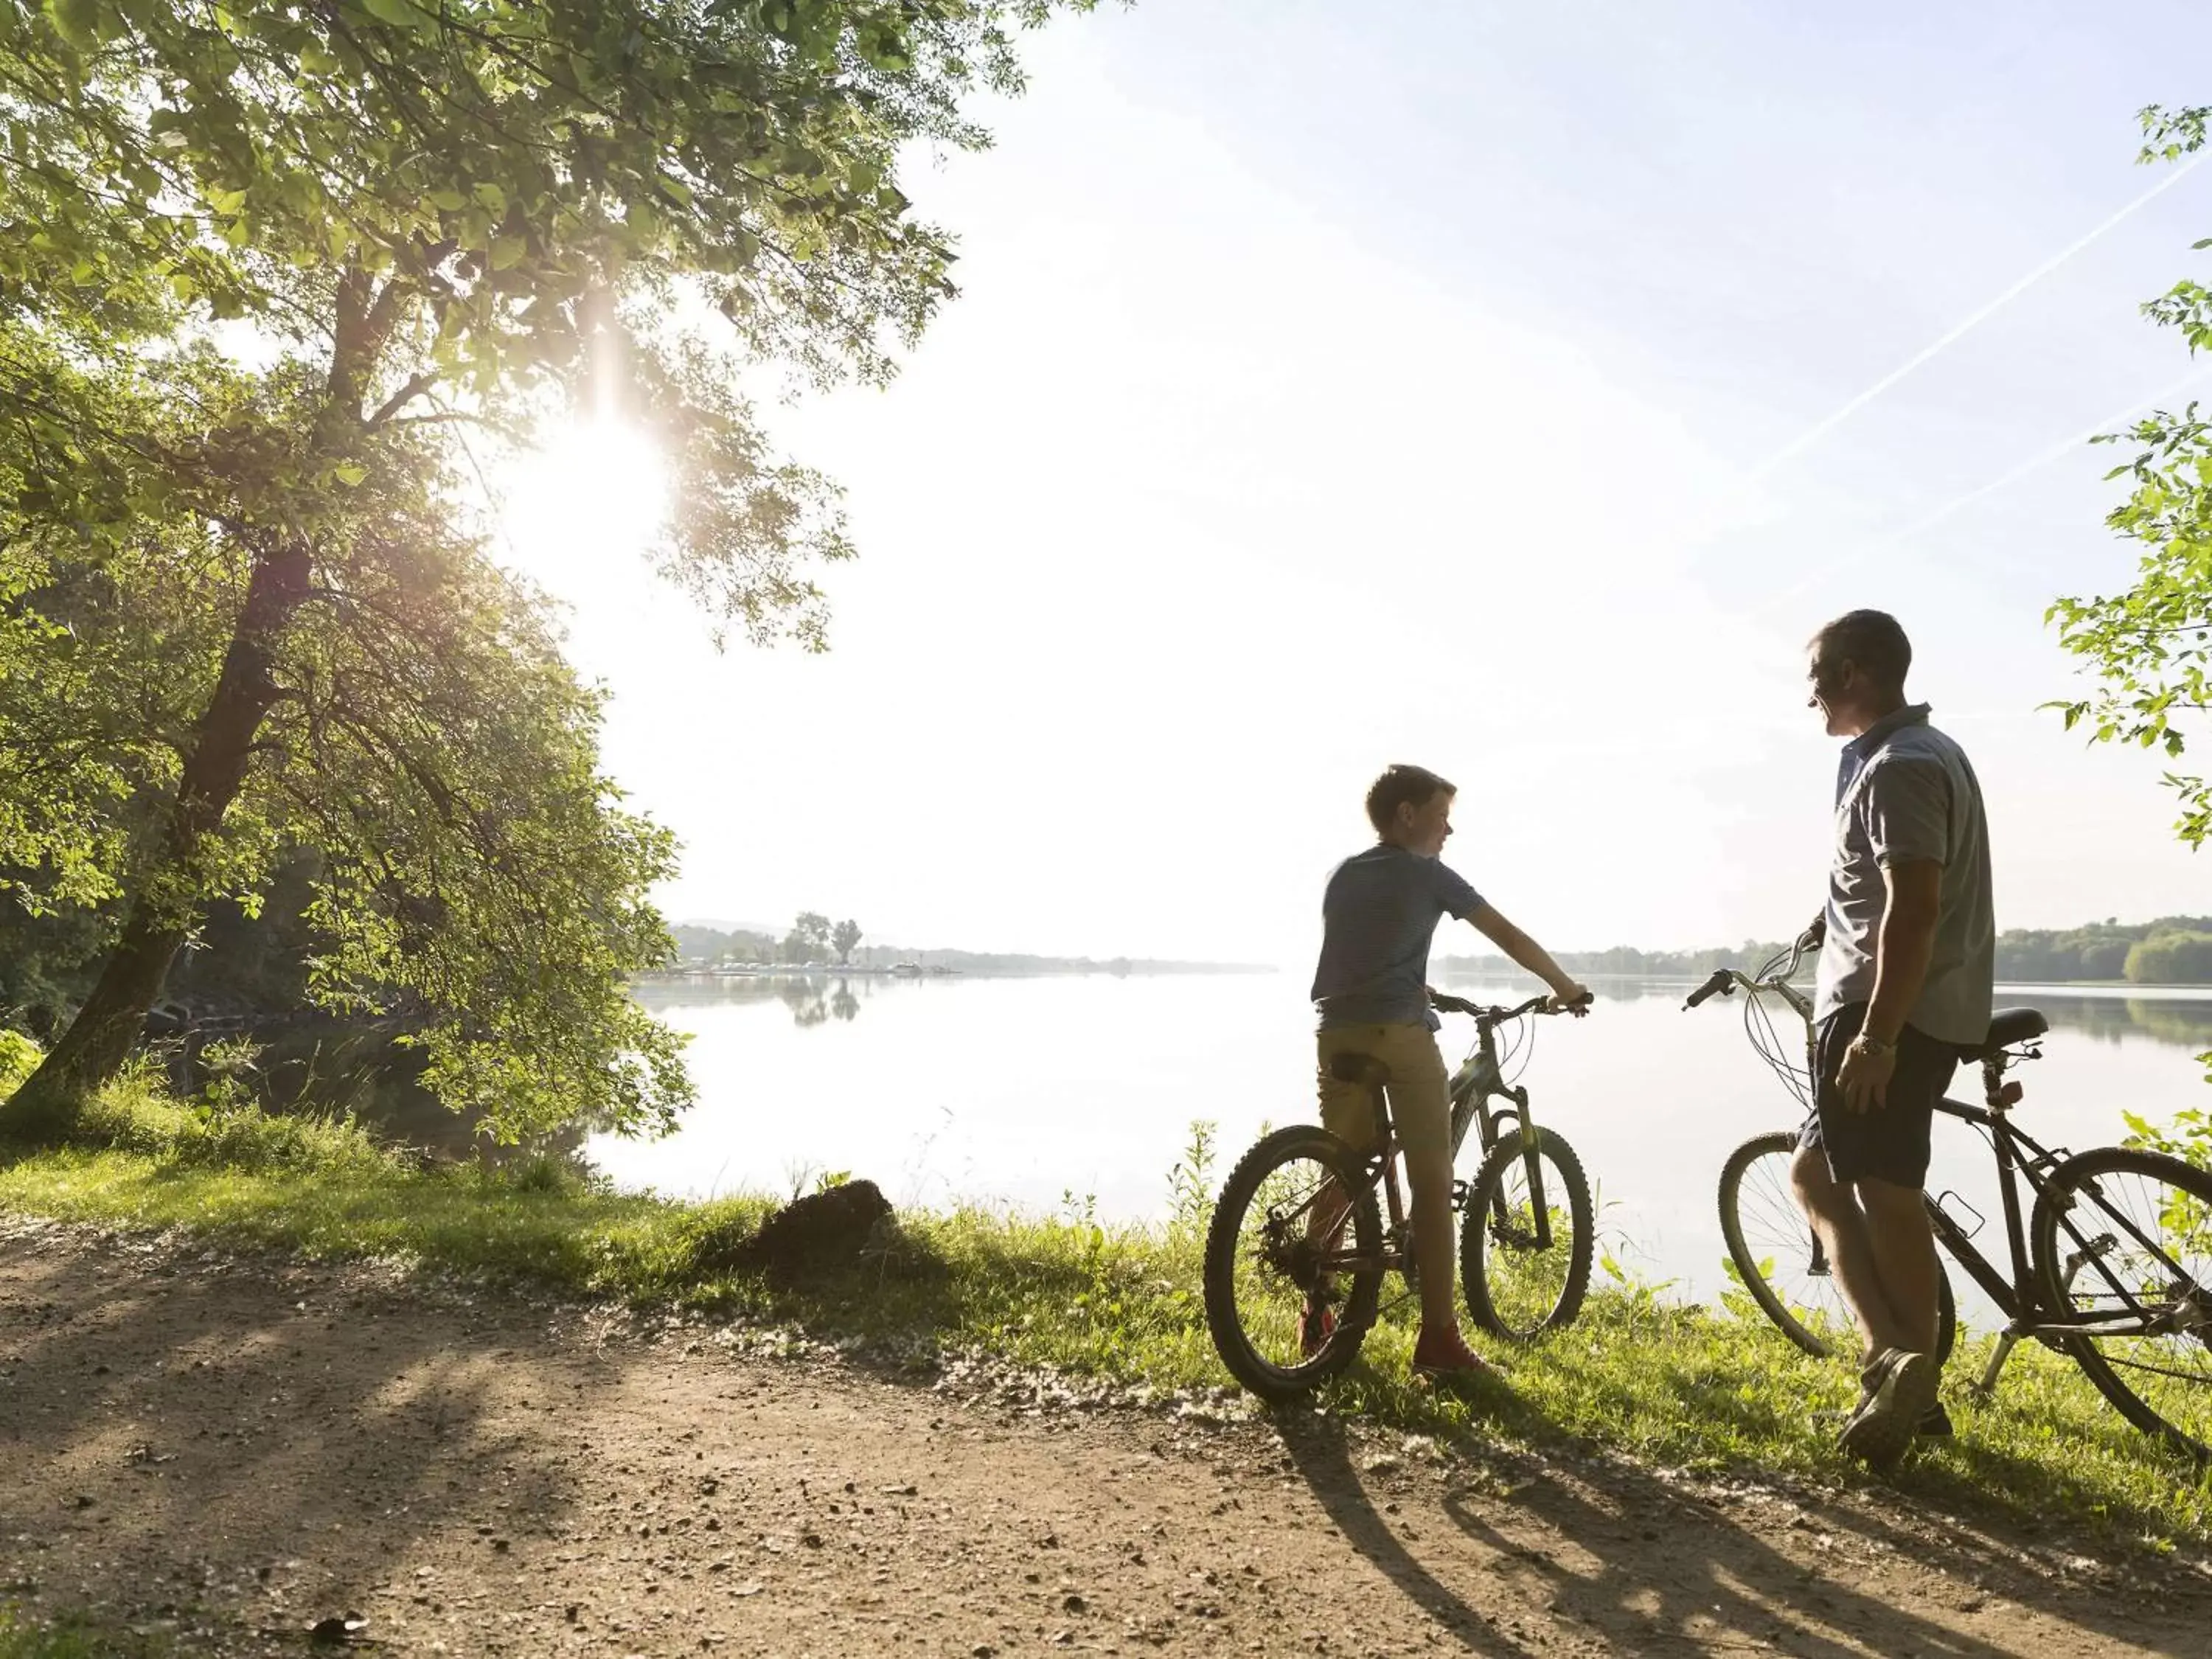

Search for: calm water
xmin=588 ymin=973 xmax=2212 ymax=1309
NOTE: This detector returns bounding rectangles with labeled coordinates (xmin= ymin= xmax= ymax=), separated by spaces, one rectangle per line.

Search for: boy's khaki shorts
xmin=1315 ymin=1022 xmax=1450 ymax=1175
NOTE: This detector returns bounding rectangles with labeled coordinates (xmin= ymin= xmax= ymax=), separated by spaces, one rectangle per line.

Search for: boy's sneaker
xmin=1410 ymin=1328 xmax=1505 ymax=1387
xmin=1840 ymin=1347 xmax=1939 ymax=1470
xmin=1298 ymin=1300 xmax=1337 ymax=1360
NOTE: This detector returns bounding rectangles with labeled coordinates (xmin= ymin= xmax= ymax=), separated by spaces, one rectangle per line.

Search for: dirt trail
xmin=1 ymin=1220 xmax=2207 ymax=1658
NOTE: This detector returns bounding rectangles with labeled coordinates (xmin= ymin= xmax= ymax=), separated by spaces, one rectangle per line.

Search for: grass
xmin=1 ymin=1063 xmax=2210 ymax=1555
xmin=0 ymin=1605 xmax=173 ymax=1658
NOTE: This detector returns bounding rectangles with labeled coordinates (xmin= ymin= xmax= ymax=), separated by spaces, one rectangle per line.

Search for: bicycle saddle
xmin=1957 ymin=1007 xmax=2048 ymax=1062
xmin=1329 ymin=1051 xmax=1392 ymax=1087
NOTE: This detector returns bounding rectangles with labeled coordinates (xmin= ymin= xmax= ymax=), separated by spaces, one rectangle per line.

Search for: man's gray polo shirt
xmin=1813 ymin=703 xmax=1995 ymax=1048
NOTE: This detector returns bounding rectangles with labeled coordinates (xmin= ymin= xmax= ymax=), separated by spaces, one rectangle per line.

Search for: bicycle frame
xmin=1335 ymin=995 xmax=1561 ymax=1275
xmin=1696 ymin=949 xmax=2197 ymax=1391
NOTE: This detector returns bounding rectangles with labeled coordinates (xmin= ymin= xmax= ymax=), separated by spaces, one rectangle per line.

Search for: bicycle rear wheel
xmin=2030 ymin=1147 xmax=2212 ymax=1462
xmin=1718 ymin=1131 xmax=1955 ymax=1364
xmin=1458 ymin=1127 xmax=1593 ymax=1339
xmin=1202 ymin=1124 xmax=1384 ymax=1401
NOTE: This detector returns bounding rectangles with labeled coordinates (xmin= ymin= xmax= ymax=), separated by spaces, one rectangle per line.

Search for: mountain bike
xmin=1688 ymin=942 xmax=2212 ymax=1461
xmin=1203 ymin=992 xmax=1593 ymax=1402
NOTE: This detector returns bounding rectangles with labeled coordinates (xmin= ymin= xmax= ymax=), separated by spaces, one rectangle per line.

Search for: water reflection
xmin=638 ymin=972 xmax=881 ymax=1029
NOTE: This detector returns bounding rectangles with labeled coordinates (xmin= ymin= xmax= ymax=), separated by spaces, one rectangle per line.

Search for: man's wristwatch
xmin=1847 ymin=1032 xmax=1896 ymax=1059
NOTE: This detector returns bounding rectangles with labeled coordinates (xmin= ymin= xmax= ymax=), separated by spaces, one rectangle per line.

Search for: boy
xmin=1310 ymin=763 xmax=1590 ymax=1379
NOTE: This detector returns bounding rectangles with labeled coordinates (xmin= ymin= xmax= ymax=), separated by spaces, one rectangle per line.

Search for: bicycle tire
xmin=1458 ymin=1126 xmax=1593 ymax=1340
xmin=2029 ymin=1145 xmax=2212 ymax=1463
xmin=1203 ymin=1124 xmax=1385 ymax=1401
xmin=1717 ymin=1130 xmax=1956 ymax=1365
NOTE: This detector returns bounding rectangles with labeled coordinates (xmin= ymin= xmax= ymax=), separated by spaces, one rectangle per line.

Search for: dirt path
xmin=1 ymin=1220 xmax=2208 ymax=1657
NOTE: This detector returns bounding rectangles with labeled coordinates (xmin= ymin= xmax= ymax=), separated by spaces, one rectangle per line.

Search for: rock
xmin=710 ymin=1181 xmax=897 ymax=1279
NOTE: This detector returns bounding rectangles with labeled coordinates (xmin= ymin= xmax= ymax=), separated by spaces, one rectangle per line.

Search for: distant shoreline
xmin=636 ymin=961 xmax=1273 ymax=983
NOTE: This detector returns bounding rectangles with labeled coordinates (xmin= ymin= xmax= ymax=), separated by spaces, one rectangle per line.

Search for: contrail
xmin=1748 ymin=149 xmax=2208 ymax=482
xmin=1759 ymin=361 xmax=2212 ymax=616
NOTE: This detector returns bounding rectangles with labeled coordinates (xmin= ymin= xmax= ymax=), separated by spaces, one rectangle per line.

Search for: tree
xmin=0 ymin=0 xmax=1085 ymax=1139
xmin=2126 ymin=931 xmax=2212 ymax=984
xmin=2051 ymin=105 xmax=2212 ymax=851
xmin=832 ymin=917 xmax=863 ymax=964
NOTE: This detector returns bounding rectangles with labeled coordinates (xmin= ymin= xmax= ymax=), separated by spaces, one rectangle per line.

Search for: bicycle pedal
xmin=1450 ymin=1178 xmax=1470 ymax=1208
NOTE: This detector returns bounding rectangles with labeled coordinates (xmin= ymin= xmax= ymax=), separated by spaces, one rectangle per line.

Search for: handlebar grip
xmin=1684 ymin=975 xmax=1731 ymax=1010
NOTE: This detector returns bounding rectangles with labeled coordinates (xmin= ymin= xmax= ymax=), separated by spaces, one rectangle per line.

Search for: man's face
xmin=1806 ymin=647 xmax=1858 ymax=739
xmin=1397 ymin=789 xmax=1455 ymax=858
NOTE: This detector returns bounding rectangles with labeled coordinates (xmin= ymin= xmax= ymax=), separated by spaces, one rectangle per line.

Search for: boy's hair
xmin=1365 ymin=764 xmax=1455 ymax=835
xmin=1810 ymin=609 xmax=1912 ymax=691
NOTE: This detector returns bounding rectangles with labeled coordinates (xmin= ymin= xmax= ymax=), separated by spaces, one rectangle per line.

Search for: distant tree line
xmin=666 ymin=920 xmax=1259 ymax=976
xmin=673 ymin=915 xmax=866 ymax=968
xmin=1441 ymin=915 xmax=2212 ymax=985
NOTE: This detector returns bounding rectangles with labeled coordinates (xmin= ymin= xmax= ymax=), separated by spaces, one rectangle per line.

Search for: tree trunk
xmin=0 ymin=546 xmax=310 ymax=1142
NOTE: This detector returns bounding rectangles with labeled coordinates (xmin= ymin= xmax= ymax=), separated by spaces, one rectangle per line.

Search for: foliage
xmin=1164 ymin=1117 xmax=1217 ymax=1232
xmin=782 ymin=910 xmax=835 ymax=962
xmin=2048 ymin=103 xmax=2212 ymax=851
xmin=0 ymin=1030 xmax=38 ymax=1095
xmin=1446 ymin=914 xmax=2212 ymax=984
xmin=2126 ymin=930 xmax=2212 ymax=984
xmin=832 ymin=917 xmax=863 ymax=964
xmin=2124 ymin=1102 xmax=2212 ymax=1170
xmin=0 ymin=0 xmax=1088 ymax=1136
xmin=670 ymin=922 xmax=782 ymax=964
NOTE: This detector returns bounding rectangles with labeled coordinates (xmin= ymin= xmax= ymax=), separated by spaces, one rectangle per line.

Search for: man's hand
xmin=1798 ymin=914 xmax=1827 ymax=952
xmin=1837 ymin=1036 xmax=1896 ymax=1113
xmin=1548 ymin=981 xmax=1593 ymax=1015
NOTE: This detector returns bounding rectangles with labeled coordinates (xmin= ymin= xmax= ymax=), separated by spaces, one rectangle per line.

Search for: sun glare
xmin=497 ymin=419 xmax=672 ymax=605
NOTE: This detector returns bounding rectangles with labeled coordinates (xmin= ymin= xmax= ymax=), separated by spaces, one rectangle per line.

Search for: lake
xmin=588 ymin=972 xmax=2212 ymax=1312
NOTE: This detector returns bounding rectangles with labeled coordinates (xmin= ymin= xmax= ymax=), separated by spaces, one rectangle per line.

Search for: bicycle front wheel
xmin=2030 ymin=1146 xmax=2212 ymax=1462
xmin=1718 ymin=1131 xmax=1955 ymax=1364
xmin=1458 ymin=1127 xmax=1593 ymax=1339
xmin=1202 ymin=1124 xmax=1385 ymax=1401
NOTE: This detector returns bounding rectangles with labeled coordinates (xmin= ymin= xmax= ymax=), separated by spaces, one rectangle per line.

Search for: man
xmin=1793 ymin=610 xmax=1994 ymax=1469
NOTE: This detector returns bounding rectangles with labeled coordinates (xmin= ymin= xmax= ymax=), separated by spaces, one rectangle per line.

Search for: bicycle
xmin=1688 ymin=940 xmax=2212 ymax=1461
xmin=1203 ymin=992 xmax=1593 ymax=1402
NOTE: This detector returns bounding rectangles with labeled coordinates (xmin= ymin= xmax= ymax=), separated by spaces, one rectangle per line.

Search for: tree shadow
xmin=0 ymin=1232 xmax=620 ymax=1640
xmin=1275 ymin=1411 xmax=1534 ymax=1655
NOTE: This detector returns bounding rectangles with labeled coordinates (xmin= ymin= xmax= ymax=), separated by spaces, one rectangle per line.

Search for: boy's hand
xmin=1548 ymin=982 xmax=1593 ymax=1015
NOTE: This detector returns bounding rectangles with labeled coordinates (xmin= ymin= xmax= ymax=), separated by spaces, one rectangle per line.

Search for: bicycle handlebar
xmin=1432 ymin=990 xmax=1593 ymax=1023
xmin=1681 ymin=931 xmax=1817 ymax=1012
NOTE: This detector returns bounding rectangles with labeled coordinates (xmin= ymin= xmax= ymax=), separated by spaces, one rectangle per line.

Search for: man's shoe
xmin=1841 ymin=1348 xmax=1938 ymax=1470
xmin=1297 ymin=1300 xmax=1337 ymax=1360
xmin=1917 ymin=1400 xmax=1954 ymax=1439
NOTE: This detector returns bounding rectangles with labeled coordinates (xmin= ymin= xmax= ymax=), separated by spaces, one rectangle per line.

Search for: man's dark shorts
xmin=1799 ymin=1001 xmax=1958 ymax=1189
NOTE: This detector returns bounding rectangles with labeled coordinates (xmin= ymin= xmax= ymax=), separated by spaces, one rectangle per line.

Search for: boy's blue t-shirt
xmin=1310 ymin=844 xmax=1485 ymax=1031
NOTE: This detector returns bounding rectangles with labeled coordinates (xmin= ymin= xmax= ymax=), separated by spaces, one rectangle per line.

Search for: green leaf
xmin=358 ymin=0 xmax=430 ymax=29
xmin=489 ymin=235 xmax=526 ymax=271
xmin=332 ymin=462 xmax=366 ymax=486
xmin=472 ymin=181 xmax=507 ymax=214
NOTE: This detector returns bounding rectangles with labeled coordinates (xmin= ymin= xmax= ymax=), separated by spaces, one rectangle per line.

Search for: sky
xmin=501 ymin=1 xmax=2212 ymax=967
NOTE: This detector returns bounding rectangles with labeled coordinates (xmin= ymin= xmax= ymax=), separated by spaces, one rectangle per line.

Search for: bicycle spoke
xmin=1731 ymin=1144 xmax=1854 ymax=1351
xmin=1228 ymin=1150 xmax=1363 ymax=1377
xmin=1467 ymin=1140 xmax=1585 ymax=1337
xmin=2042 ymin=1158 xmax=2212 ymax=1455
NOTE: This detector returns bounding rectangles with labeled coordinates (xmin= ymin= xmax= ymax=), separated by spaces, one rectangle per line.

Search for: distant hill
xmin=1440 ymin=914 xmax=2212 ymax=986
